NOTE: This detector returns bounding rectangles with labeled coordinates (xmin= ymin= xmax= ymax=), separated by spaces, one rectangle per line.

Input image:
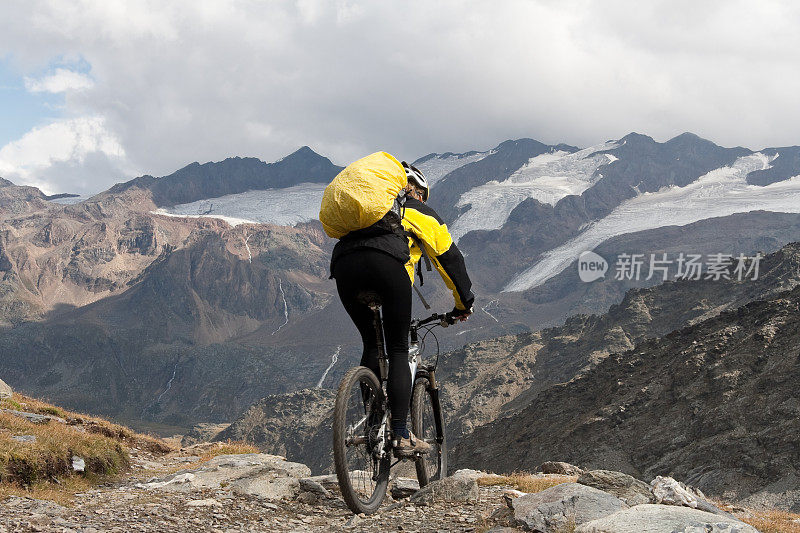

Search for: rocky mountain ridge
xmin=0 ymin=165 xmax=342 ymax=431
xmin=108 ymin=146 xmax=342 ymax=207
xmin=453 ymin=279 xmax=800 ymax=511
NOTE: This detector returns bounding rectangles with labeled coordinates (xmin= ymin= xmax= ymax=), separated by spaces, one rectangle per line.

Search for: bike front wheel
xmin=332 ymin=366 xmax=390 ymax=514
xmin=411 ymin=376 xmax=447 ymax=486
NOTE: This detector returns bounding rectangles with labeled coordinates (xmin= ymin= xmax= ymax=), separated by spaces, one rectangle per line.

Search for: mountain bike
xmin=332 ymin=292 xmax=455 ymax=514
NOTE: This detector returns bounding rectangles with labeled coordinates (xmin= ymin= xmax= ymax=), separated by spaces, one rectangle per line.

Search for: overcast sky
xmin=1 ymin=0 xmax=799 ymax=195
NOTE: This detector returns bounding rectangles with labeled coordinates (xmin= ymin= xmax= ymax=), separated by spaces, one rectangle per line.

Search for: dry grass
xmin=2 ymin=394 xmax=173 ymax=455
xmin=477 ymin=472 xmax=577 ymax=493
xmin=1 ymin=392 xmax=174 ymax=502
xmin=195 ymin=441 xmax=260 ymax=461
xmin=0 ymin=410 xmax=129 ymax=486
xmin=163 ymin=441 xmax=261 ymax=473
xmin=740 ymin=509 xmax=800 ymax=533
xmin=0 ymin=475 xmax=96 ymax=507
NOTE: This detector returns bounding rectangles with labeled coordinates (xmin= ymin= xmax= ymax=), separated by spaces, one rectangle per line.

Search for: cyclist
xmin=330 ymin=161 xmax=474 ymax=457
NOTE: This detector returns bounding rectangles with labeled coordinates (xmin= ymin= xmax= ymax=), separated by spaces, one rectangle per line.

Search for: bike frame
xmin=333 ymin=298 xmax=453 ymax=513
xmin=364 ymin=298 xmax=450 ymax=449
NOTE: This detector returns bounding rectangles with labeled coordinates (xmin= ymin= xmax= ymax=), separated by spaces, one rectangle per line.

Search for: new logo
xmin=578 ymin=251 xmax=608 ymax=282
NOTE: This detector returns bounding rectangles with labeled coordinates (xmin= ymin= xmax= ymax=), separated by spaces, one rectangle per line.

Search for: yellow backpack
xmin=319 ymin=152 xmax=408 ymax=239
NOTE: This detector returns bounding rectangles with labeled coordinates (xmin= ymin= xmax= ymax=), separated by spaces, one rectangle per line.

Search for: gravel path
xmin=0 ymin=449 xmax=518 ymax=532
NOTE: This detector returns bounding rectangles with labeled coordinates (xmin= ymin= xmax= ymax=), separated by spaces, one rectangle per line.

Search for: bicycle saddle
xmin=356 ymin=291 xmax=382 ymax=308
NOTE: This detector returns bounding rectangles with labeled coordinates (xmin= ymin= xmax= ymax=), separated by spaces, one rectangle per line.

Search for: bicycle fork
xmin=427 ymin=369 xmax=445 ymax=445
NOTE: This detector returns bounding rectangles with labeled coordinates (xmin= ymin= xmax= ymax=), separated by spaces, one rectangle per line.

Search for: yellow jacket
xmin=401 ymin=197 xmax=474 ymax=311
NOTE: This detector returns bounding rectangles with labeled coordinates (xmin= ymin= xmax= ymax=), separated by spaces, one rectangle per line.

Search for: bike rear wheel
xmin=411 ymin=376 xmax=447 ymax=486
xmin=333 ymin=366 xmax=390 ymax=514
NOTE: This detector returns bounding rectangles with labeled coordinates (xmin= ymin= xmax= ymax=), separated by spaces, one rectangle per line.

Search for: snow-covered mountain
xmin=149 ymin=134 xmax=800 ymax=300
xmin=447 ymin=141 xmax=619 ymax=241
xmin=504 ymin=152 xmax=800 ymax=291
xmin=85 ymin=134 xmax=800 ymax=330
xmin=443 ymin=133 xmax=800 ymax=297
xmin=155 ymin=148 xmax=499 ymax=227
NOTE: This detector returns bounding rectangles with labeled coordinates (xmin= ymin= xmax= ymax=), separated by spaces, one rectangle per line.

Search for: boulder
xmin=650 ymin=476 xmax=733 ymax=518
xmin=230 ymin=474 xmax=300 ymax=500
xmin=577 ymin=469 xmax=654 ymax=506
xmin=11 ymin=435 xmax=36 ymax=443
xmin=511 ymin=482 xmax=627 ymax=532
xmin=451 ymin=468 xmax=489 ymax=481
xmin=302 ymin=473 xmax=338 ymax=490
xmin=538 ymin=461 xmax=584 ymax=476
xmin=2 ymin=496 xmax=67 ymax=517
xmin=390 ymin=477 xmax=420 ymax=499
xmin=1 ymin=409 xmax=66 ymax=425
xmin=409 ymin=470 xmax=479 ymax=505
xmin=0 ymin=378 xmax=11 ymax=399
xmin=136 ymin=453 xmax=310 ymax=500
xmin=299 ymin=477 xmax=331 ymax=496
xmin=575 ymin=503 xmax=759 ymax=532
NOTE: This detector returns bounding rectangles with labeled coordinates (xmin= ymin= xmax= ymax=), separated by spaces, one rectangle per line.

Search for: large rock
xmin=299 ymin=477 xmax=330 ymax=496
xmin=511 ymin=482 xmax=628 ymax=531
xmin=450 ymin=468 xmax=489 ymax=481
xmin=577 ymin=469 xmax=654 ymax=506
xmin=0 ymin=378 xmax=11 ymax=398
xmin=538 ymin=461 xmax=584 ymax=476
xmin=390 ymin=477 xmax=420 ymax=499
xmin=229 ymin=473 xmax=301 ymax=500
xmin=409 ymin=470 xmax=479 ymax=505
xmin=575 ymin=504 xmax=759 ymax=532
xmin=1 ymin=409 xmax=66 ymax=425
xmin=650 ymin=476 xmax=733 ymax=518
xmin=2 ymin=496 xmax=67 ymax=517
xmin=136 ymin=454 xmax=310 ymax=500
xmin=302 ymin=473 xmax=338 ymax=490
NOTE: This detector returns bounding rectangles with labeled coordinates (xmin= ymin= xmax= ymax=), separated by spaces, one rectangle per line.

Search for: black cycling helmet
xmin=401 ymin=161 xmax=429 ymax=201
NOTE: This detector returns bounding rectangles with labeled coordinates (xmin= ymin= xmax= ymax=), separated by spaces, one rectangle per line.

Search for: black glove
xmin=450 ymin=305 xmax=473 ymax=321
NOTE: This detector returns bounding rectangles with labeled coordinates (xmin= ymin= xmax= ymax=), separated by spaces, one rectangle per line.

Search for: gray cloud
xmin=1 ymin=0 xmax=800 ymax=195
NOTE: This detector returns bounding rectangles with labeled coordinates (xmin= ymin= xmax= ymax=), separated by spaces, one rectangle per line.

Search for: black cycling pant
xmin=332 ymin=249 xmax=412 ymax=428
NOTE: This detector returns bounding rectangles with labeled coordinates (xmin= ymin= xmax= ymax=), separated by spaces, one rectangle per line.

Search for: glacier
xmin=416 ymin=150 xmax=493 ymax=187
xmin=155 ymin=183 xmax=326 ymax=226
xmin=503 ymin=152 xmax=800 ymax=292
xmin=449 ymin=141 xmax=620 ymax=241
xmin=155 ymin=152 xmax=496 ymax=228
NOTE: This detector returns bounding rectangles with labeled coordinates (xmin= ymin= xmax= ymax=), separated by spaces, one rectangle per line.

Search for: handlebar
xmin=414 ymin=312 xmax=456 ymax=328
xmin=410 ymin=312 xmax=453 ymax=344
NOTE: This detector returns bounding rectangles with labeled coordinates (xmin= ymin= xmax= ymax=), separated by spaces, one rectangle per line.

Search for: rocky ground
xmin=0 ymin=446 xmax=512 ymax=532
xmin=1 ymin=444 xmax=782 ymax=533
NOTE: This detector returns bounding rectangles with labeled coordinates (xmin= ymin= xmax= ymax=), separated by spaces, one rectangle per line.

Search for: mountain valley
xmin=2 ymin=131 xmax=800 ymax=442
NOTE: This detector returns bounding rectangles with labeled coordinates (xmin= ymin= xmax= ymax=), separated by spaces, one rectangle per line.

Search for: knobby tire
xmin=333 ymin=366 xmax=389 ymax=514
xmin=411 ymin=377 xmax=447 ymax=486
